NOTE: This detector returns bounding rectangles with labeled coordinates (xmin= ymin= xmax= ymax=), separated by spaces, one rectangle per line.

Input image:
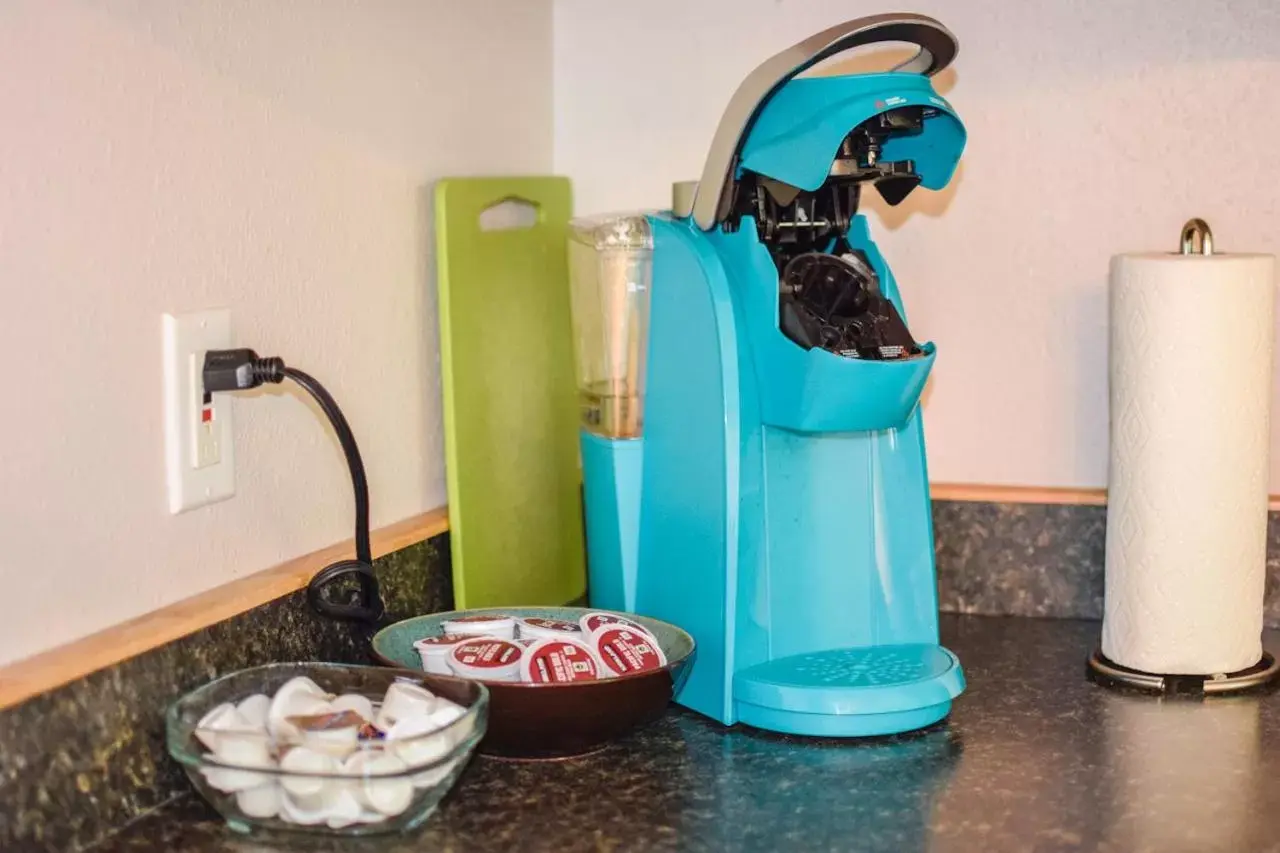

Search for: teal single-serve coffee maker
xmin=568 ymin=13 xmax=966 ymax=737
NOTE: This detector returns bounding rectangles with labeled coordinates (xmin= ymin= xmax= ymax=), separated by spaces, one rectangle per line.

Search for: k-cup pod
xmin=328 ymin=693 xmax=375 ymax=723
xmin=579 ymin=612 xmax=655 ymax=638
xmin=412 ymin=634 xmax=470 ymax=674
xmin=593 ymin=626 xmax=667 ymax=677
xmin=520 ymin=637 xmax=603 ymax=684
xmin=517 ymin=617 xmax=584 ymax=641
xmin=442 ymin=614 xmax=517 ymax=640
xmin=447 ymin=638 xmax=524 ymax=682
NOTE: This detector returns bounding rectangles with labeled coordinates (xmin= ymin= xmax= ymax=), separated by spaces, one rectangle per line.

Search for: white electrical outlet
xmin=162 ymin=310 xmax=235 ymax=513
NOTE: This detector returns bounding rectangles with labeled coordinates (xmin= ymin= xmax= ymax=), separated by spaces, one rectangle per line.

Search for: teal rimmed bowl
xmin=372 ymin=607 xmax=694 ymax=759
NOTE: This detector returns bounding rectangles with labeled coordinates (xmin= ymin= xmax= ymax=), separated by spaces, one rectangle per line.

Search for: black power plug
xmin=201 ymin=350 xmax=385 ymax=624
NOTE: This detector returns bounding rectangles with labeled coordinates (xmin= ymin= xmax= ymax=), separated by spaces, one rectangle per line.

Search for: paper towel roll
xmin=1102 ymin=250 xmax=1276 ymax=675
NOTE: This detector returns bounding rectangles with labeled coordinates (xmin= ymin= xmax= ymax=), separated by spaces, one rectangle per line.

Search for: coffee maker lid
xmin=684 ymin=13 xmax=959 ymax=231
xmin=735 ymin=74 xmax=965 ymax=200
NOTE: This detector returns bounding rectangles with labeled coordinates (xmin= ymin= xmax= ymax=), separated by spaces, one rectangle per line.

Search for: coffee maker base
xmin=731 ymin=644 xmax=965 ymax=737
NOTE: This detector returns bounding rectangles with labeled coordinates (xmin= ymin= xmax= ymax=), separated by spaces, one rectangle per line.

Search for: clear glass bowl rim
xmin=166 ymin=662 xmax=489 ymax=779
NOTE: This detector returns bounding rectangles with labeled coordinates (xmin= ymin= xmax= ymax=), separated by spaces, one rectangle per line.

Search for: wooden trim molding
xmin=931 ymin=483 xmax=1280 ymax=511
xmin=0 ymin=507 xmax=449 ymax=712
xmin=930 ymin=483 xmax=1108 ymax=506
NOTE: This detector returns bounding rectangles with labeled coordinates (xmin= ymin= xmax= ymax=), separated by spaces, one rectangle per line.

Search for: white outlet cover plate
xmin=162 ymin=309 xmax=235 ymax=513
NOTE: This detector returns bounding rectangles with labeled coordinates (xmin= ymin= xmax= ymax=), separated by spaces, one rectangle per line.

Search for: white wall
xmin=554 ymin=0 xmax=1280 ymax=490
xmin=0 ymin=0 xmax=552 ymax=666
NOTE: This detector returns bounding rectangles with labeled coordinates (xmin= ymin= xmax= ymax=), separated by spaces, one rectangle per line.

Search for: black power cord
xmin=202 ymin=349 xmax=386 ymax=624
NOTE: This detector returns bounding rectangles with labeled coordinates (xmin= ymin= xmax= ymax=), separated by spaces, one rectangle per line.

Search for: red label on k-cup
xmin=580 ymin=612 xmax=652 ymax=636
xmin=594 ymin=627 xmax=666 ymax=676
xmin=522 ymin=639 xmax=600 ymax=683
xmin=522 ymin=618 xmax=581 ymax=633
xmin=452 ymin=614 xmax=511 ymax=623
xmin=450 ymin=639 xmax=522 ymax=668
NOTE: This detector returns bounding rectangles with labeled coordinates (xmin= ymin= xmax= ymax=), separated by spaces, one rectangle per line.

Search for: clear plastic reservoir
xmin=567 ymin=214 xmax=653 ymax=439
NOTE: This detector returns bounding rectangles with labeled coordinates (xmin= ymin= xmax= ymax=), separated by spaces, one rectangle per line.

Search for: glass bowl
xmin=166 ymin=662 xmax=488 ymax=836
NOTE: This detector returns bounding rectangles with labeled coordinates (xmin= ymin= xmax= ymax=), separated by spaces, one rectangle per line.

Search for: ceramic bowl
xmin=371 ymin=607 xmax=695 ymax=759
xmin=166 ymin=663 xmax=488 ymax=836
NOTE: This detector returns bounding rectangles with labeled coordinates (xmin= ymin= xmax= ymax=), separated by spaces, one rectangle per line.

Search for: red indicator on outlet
xmin=201 ymin=407 xmax=213 ymax=424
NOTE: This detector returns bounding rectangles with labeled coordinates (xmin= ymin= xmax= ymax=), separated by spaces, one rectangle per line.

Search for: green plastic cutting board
xmin=434 ymin=177 xmax=585 ymax=608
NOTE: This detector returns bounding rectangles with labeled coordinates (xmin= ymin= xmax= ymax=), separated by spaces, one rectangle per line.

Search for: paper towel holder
xmin=1087 ymin=648 xmax=1279 ymax=696
xmin=1088 ymin=214 xmax=1280 ymax=696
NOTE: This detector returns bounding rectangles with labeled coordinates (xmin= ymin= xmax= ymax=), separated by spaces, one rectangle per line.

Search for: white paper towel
xmin=1102 ymin=250 xmax=1276 ymax=675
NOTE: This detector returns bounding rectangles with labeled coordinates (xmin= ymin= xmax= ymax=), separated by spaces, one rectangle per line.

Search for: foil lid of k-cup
xmin=520 ymin=637 xmax=603 ymax=684
xmin=593 ymin=626 xmax=667 ymax=677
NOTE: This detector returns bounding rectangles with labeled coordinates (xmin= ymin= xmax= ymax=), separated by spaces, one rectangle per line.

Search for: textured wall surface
xmin=553 ymin=0 xmax=1280 ymax=489
xmin=0 ymin=0 xmax=552 ymax=666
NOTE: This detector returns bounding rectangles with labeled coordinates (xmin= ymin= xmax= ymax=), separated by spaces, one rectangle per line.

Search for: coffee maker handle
xmin=686 ymin=13 xmax=958 ymax=231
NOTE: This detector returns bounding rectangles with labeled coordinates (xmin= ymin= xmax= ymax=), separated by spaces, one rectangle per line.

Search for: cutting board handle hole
xmin=478 ymin=197 xmax=541 ymax=232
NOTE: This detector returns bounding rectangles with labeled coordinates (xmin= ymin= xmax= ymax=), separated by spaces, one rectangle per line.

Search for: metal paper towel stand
xmin=1087 ymin=217 xmax=1280 ymax=696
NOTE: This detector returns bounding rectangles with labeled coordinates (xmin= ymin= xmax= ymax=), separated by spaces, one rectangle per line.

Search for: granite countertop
xmin=91 ymin=615 xmax=1280 ymax=853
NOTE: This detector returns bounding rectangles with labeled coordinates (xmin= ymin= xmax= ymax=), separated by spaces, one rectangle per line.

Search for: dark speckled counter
xmin=89 ymin=615 xmax=1280 ymax=853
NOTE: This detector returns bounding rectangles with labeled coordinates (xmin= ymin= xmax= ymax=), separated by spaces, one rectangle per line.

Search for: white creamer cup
xmin=200 ymin=753 xmax=275 ymax=794
xmin=234 ymin=694 xmax=271 ymax=731
xmin=375 ymin=681 xmax=437 ymax=730
xmin=343 ymin=750 xmax=414 ymax=817
xmin=442 ymin=614 xmax=517 ymax=640
xmin=412 ymin=634 xmax=470 ymax=674
xmin=279 ymin=794 xmax=329 ymax=826
xmin=328 ymin=693 xmax=375 ymax=723
xmin=267 ymin=677 xmax=332 ymax=743
xmin=447 ymin=638 xmax=524 ymax=682
xmin=203 ymin=727 xmax=277 ymax=793
xmin=296 ymin=715 xmax=362 ymax=760
xmin=195 ymin=702 xmax=251 ymax=752
xmin=234 ymin=782 xmax=281 ymax=819
xmin=279 ymin=746 xmax=340 ymax=813
xmin=322 ymin=787 xmax=365 ymax=829
xmin=387 ymin=710 xmax=456 ymax=768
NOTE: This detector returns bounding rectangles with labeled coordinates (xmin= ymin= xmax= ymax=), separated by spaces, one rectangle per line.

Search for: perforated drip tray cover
xmin=733 ymin=644 xmax=965 ymax=716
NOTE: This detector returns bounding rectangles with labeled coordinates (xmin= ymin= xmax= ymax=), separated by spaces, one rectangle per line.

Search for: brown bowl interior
xmin=371 ymin=607 xmax=694 ymax=759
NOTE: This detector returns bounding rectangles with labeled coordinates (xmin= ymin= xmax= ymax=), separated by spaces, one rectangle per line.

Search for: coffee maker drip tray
xmin=732 ymin=644 xmax=965 ymax=736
